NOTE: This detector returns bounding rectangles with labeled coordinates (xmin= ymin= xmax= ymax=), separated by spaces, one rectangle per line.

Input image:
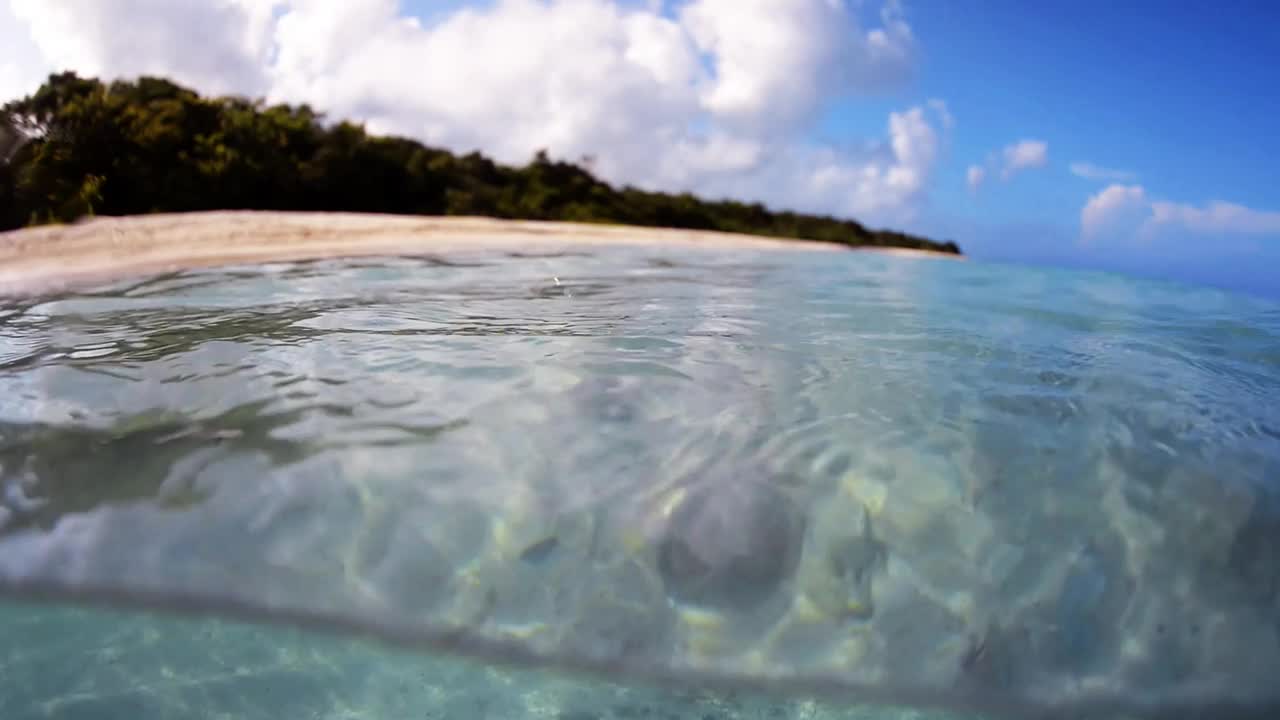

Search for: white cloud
xmin=999 ymin=139 xmax=1048 ymax=179
xmin=966 ymin=138 xmax=1048 ymax=191
xmin=1069 ymin=162 xmax=1137 ymax=182
xmin=1080 ymin=183 xmax=1148 ymax=241
xmin=678 ymin=0 xmax=916 ymax=134
xmin=1149 ymin=200 xmax=1280 ymax=236
xmin=9 ymin=0 xmax=278 ymax=97
xmin=966 ymin=164 xmax=985 ymax=192
xmin=1081 ymin=183 xmax=1280 ymax=242
xmin=268 ymin=0 xmax=710 ymax=180
xmin=927 ymin=98 xmax=953 ymax=130
xmin=0 ymin=1 xmax=49 ymax=102
xmin=708 ymin=101 xmax=949 ymax=224
xmin=3 ymin=0 xmax=937 ymax=225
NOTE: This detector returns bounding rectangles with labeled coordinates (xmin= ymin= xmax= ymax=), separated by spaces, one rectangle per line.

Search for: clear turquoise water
xmin=0 ymin=247 xmax=1277 ymax=720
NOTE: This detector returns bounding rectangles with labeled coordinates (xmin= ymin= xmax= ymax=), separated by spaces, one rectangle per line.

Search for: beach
xmin=0 ymin=211 xmax=961 ymax=296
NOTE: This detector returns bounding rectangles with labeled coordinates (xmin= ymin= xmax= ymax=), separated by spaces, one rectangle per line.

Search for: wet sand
xmin=0 ymin=211 xmax=960 ymax=296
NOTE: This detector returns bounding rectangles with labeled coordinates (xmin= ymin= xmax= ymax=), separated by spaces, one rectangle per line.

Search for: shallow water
xmin=0 ymin=247 xmax=1277 ymax=719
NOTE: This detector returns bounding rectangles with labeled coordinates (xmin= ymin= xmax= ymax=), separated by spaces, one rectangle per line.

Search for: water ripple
xmin=0 ymin=248 xmax=1276 ymax=719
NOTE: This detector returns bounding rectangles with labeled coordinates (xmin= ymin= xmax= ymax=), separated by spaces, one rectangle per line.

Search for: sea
xmin=0 ymin=245 xmax=1277 ymax=720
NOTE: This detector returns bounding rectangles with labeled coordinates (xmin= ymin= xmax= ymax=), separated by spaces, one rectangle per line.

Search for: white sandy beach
xmin=0 ymin=211 xmax=960 ymax=296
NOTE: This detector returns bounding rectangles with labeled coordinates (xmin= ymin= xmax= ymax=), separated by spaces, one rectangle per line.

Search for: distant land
xmin=0 ymin=73 xmax=960 ymax=256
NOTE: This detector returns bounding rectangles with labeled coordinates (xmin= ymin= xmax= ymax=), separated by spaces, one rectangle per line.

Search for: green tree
xmin=0 ymin=72 xmax=961 ymax=256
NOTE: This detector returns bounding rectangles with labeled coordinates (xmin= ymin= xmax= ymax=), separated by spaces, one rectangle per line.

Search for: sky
xmin=1 ymin=0 xmax=1277 ymax=298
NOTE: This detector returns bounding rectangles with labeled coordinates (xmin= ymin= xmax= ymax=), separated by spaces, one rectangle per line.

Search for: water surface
xmin=0 ymin=247 xmax=1277 ymax=719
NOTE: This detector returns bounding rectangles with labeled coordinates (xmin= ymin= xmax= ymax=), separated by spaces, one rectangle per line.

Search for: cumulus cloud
xmin=9 ymin=0 xmax=278 ymax=96
xmin=1081 ymin=183 xmax=1280 ymax=242
xmin=1080 ymin=184 xmax=1149 ymax=241
xmin=0 ymin=1 xmax=48 ymax=101
xmin=999 ymin=139 xmax=1048 ymax=179
xmin=3 ymin=0 xmax=939 ymax=225
xmin=966 ymin=138 xmax=1049 ymax=191
xmin=268 ymin=0 xmax=711 ymax=180
xmin=704 ymin=101 xmax=950 ymax=224
xmin=1069 ymin=162 xmax=1137 ymax=182
xmin=678 ymin=0 xmax=916 ymax=134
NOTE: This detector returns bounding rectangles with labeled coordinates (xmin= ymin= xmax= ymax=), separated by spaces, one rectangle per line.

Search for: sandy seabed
xmin=0 ymin=211 xmax=959 ymax=296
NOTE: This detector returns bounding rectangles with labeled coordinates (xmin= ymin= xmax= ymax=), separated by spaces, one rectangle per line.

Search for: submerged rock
xmin=656 ymin=476 xmax=802 ymax=612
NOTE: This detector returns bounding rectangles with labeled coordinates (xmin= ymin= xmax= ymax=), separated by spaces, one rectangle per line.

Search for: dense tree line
xmin=0 ymin=73 xmax=960 ymax=254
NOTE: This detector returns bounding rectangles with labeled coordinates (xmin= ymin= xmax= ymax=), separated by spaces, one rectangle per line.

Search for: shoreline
xmin=0 ymin=211 xmax=962 ymax=296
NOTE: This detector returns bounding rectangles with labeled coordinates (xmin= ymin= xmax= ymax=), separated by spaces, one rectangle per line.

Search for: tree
xmin=0 ymin=72 xmax=962 ymax=256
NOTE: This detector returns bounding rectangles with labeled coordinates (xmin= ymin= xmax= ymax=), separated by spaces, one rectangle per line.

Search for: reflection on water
xmin=0 ymin=248 xmax=1278 ymax=720
xmin=0 ymin=405 xmax=314 ymax=534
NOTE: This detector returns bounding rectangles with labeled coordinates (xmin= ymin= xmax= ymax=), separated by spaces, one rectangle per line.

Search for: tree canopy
xmin=1 ymin=73 xmax=960 ymax=255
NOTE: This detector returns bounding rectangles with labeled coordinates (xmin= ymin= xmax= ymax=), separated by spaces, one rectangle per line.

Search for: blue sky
xmin=410 ymin=0 xmax=1280 ymax=297
xmin=3 ymin=0 xmax=1277 ymax=297
xmin=825 ymin=1 xmax=1279 ymax=297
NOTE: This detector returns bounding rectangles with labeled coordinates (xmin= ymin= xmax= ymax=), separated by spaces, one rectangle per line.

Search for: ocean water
xmin=0 ymin=246 xmax=1277 ymax=720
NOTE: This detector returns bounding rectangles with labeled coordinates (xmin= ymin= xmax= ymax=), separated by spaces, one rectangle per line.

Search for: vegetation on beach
xmin=1 ymin=72 xmax=960 ymax=254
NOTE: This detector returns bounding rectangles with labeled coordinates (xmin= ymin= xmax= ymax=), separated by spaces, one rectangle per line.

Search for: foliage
xmin=0 ymin=73 xmax=961 ymax=254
